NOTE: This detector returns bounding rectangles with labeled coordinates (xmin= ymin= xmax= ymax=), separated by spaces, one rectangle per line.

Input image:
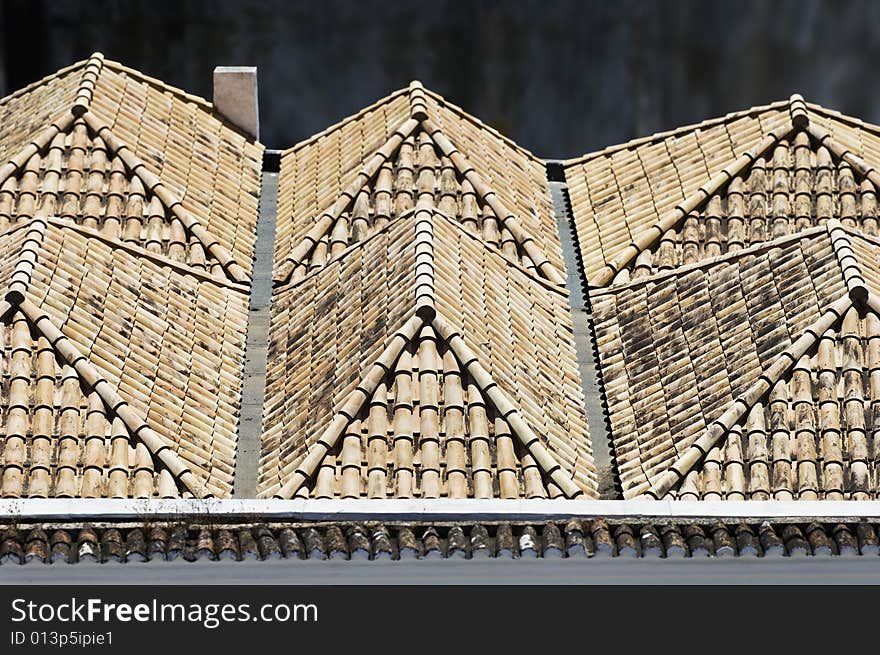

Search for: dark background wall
xmin=2 ymin=0 xmax=879 ymax=158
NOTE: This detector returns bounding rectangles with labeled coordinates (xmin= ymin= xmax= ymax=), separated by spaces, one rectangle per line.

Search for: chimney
xmin=213 ymin=66 xmax=259 ymax=140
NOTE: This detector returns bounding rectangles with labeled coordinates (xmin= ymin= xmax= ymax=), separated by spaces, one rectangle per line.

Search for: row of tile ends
xmin=0 ymin=519 xmax=878 ymax=563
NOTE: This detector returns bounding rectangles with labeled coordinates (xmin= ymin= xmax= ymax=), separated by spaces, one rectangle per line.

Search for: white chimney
xmin=213 ymin=66 xmax=259 ymax=140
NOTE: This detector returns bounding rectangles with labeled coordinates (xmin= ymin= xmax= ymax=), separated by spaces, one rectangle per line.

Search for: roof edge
xmin=563 ymin=99 xmax=791 ymax=167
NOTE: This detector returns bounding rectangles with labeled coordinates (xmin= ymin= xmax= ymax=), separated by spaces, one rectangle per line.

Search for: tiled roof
xmin=566 ymin=95 xmax=880 ymax=287
xmin=262 ymin=209 xmax=595 ymax=499
xmin=263 ymin=83 xmax=595 ymax=500
xmin=1 ymin=519 xmax=878 ymax=562
xmin=0 ymin=55 xmax=261 ymax=498
xmin=593 ymin=223 xmax=880 ymax=499
xmin=274 ymin=82 xmax=564 ymax=285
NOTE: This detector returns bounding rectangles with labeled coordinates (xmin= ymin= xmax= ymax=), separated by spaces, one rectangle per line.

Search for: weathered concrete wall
xmin=3 ymin=0 xmax=879 ymax=156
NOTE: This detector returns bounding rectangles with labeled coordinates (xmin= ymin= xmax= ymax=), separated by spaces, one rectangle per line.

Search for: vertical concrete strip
xmin=233 ymin=169 xmax=278 ymax=497
xmin=547 ymin=163 xmax=616 ymax=498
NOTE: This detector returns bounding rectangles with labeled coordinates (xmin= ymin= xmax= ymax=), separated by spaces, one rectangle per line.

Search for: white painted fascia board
xmin=3 ymin=498 xmax=880 ymax=525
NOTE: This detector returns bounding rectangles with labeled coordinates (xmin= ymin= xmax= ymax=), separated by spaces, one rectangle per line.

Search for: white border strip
xmin=3 ymin=498 xmax=880 ymax=523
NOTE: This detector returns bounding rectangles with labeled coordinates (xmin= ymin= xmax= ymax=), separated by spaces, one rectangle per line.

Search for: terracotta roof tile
xmin=261 ymin=204 xmax=595 ymax=499
xmin=0 ymin=56 xmax=260 ymax=499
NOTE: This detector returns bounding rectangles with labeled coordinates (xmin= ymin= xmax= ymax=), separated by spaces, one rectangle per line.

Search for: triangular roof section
xmin=566 ymin=94 xmax=880 ymax=287
xmin=592 ymin=221 xmax=880 ymax=499
xmin=0 ymin=218 xmax=249 ymax=499
xmin=260 ymin=197 xmax=596 ymax=499
xmin=274 ymin=81 xmax=565 ymax=286
xmin=0 ymin=53 xmax=263 ymax=284
xmin=0 ymin=56 xmax=258 ymax=499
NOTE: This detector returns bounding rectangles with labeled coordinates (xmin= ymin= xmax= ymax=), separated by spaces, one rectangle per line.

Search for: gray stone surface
xmin=233 ymin=172 xmax=277 ymax=498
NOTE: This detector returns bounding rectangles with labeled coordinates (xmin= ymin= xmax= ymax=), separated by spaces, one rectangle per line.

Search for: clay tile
xmin=421 ymin=526 xmax=442 ymax=559
xmin=50 ymin=530 xmax=72 ymax=563
xmin=831 ymin=525 xmax=858 ymax=557
xmin=125 ymin=529 xmax=148 ymax=563
xmin=371 ymin=526 xmax=394 ymax=561
xmin=734 ymin=522 xmax=760 ymax=558
xmin=684 ymin=525 xmax=710 ymax=557
xmin=325 ymin=526 xmax=348 ymax=560
xmin=446 ymin=526 xmax=468 ymax=559
xmin=758 ymin=522 xmax=785 ymax=558
xmin=216 ymin=529 xmax=238 ymax=561
xmin=238 ymin=529 xmax=260 ymax=561
xmin=470 ymin=525 xmax=492 ymax=559
xmin=495 ymin=523 xmax=516 ymax=559
xmin=782 ymin=525 xmax=809 ymax=557
xmin=660 ymin=525 xmax=687 ymax=559
xmin=711 ymin=522 xmax=736 ymax=558
xmin=514 ymin=525 xmax=536 ymax=559
xmin=541 ymin=523 xmax=565 ymax=559
xmin=639 ymin=525 xmax=663 ymax=558
xmin=278 ymin=528 xmax=304 ymax=559
xmin=1 ymin=529 xmax=23 ymax=564
xmin=24 ymin=528 xmax=48 ymax=564
xmin=76 ymin=527 xmax=99 ymax=563
xmin=806 ymin=523 xmax=835 ymax=557
xmin=196 ymin=528 xmax=216 ymax=560
xmin=166 ymin=525 xmax=187 ymax=561
xmin=589 ymin=518 xmax=614 ymax=557
xmin=303 ymin=528 xmax=327 ymax=560
xmin=148 ymin=527 xmax=168 ymax=560
xmin=101 ymin=529 xmax=125 ymax=563
xmin=564 ymin=519 xmax=589 ymax=558
xmin=857 ymin=523 xmax=880 ymax=556
xmin=613 ymin=525 xmax=638 ymax=558
xmin=346 ymin=525 xmax=371 ymax=560
xmin=257 ymin=528 xmax=282 ymax=561
xmin=396 ymin=527 xmax=421 ymax=560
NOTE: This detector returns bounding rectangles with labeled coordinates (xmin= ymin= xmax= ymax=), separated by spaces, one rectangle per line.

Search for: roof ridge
xmin=45 ymin=217 xmax=249 ymax=294
xmin=638 ymin=294 xmax=853 ymax=499
xmin=827 ymin=219 xmax=869 ymax=306
xmin=421 ymin=116 xmax=565 ymax=284
xmin=272 ymin=314 xmax=425 ymax=499
xmin=806 ymin=120 xmax=880 ymax=194
xmin=72 ymin=52 xmax=104 ymax=117
xmin=282 ymin=88 xmax=411 ymax=156
xmin=0 ymin=58 xmax=88 ymax=109
xmin=564 ymin=99 xmax=791 ymax=167
xmin=16 ymin=299 xmax=206 ymax=498
xmin=420 ymin=87 xmax=545 ymax=164
xmin=275 ymin=115 xmax=420 ymax=284
xmin=2 ymin=120 xmax=79 ymax=304
xmin=81 ymin=111 xmax=250 ymax=284
xmin=591 ymin=118 xmax=798 ymax=288
xmin=100 ymin=58 xmax=214 ymax=111
xmin=432 ymin=313 xmax=587 ymax=498
xmin=806 ymin=101 xmax=880 ymax=141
